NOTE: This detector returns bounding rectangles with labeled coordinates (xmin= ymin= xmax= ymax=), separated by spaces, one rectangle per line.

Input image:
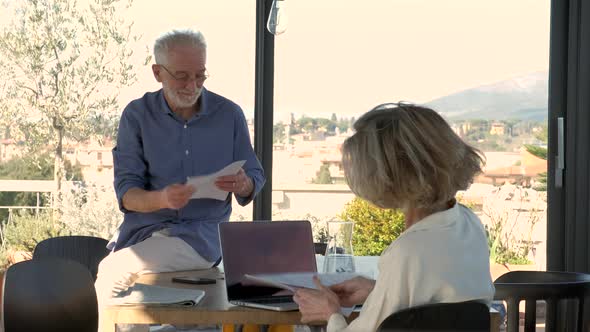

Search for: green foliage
xmin=339 ymin=197 xmax=405 ymax=256
xmin=486 ymin=223 xmax=532 ymax=265
xmin=59 ymin=182 xmax=122 ymax=240
xmin=483 ymin=185 xmax=542 ymax=265
xmin=0 ymin=153 xmax=82 ymax=181
xmin=0 ymin=153 xmax=83 ymax=221
xmin=524 ymin=144 xmax=548 ymax=160
xmin=288 ymin=116 xmax=353 ymax=136
xmin=273 ymin=122 xmax=286 ymax=144
xmin=336 ymin=119 xmax=350 ymax=133
xmin=456 ymin=119 xmax=547 ymax=152
xmin=313 ymin=164 xmax=333 ymax=184
xmin=533 ymin=172 xmax=547 ymax=191
xmin=534 ymin=124 xmax=548 ymax=142
xmin=0 ymin=211 xmax=68 ymax=269
xmin=524 ymin=144 xmax=547 ymax=191
xmin=0 ymin=183 xmax=121 ymax=270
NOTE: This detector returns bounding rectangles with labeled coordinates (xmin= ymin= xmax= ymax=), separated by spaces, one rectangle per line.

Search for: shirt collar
xmin=403 ymin=202 xmax=460 ymax=234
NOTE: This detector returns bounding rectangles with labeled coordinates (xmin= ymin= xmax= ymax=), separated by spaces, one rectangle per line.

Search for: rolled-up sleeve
xmin=113 ymin=107 xmax=147 ymax=212
xmin=232 ymin=107 xmax=265 ymax=206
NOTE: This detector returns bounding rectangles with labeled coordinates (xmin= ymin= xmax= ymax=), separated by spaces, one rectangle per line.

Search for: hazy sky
xmin=2 ymin=0 xmax=550 ymax=120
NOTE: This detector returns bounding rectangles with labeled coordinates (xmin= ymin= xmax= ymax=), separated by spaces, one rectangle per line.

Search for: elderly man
xmin=95 ymin=29 xmax=265 ymax=314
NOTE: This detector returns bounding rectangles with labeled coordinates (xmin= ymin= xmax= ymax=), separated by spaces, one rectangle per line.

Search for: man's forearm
xmin=122 ymin=187 xmax=166 ymax=213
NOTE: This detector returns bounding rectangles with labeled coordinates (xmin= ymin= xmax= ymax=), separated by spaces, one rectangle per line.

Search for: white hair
xmin=153 ymin=29 xmax=207 ymax=65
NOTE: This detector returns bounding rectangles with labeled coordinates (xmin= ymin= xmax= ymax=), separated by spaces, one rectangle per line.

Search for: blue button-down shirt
xmin=112 ymin=88 xmax=265 ymax=262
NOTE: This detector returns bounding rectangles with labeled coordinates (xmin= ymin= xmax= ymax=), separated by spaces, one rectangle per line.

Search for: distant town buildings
xmin=0 ymin=117 xmax=547 ymax=189
xmin=489 ymin=122 xmax=505 ymax=135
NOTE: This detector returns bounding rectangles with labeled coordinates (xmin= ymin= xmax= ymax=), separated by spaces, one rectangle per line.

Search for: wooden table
xmin=102 ymin=268 xmax=501 ymax=332
xmin=101 ymin=268 xmax=311 ymax=332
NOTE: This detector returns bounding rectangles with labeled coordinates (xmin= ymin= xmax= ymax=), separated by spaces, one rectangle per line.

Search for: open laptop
xmin=219 ymin=220 xmax=317 ymax=311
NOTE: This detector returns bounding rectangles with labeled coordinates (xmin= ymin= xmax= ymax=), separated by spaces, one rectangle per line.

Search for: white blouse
xmin=327 ymin=203 xmax=495 ymax=332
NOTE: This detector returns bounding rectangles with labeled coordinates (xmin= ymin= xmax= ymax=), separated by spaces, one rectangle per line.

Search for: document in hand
xmin=109 ymin=283 xmax=205 ymax=306
xmin=242 ymin=272 xmax=360 ymax=292
xmin=186 ymin=160 xmax=246 ymax=201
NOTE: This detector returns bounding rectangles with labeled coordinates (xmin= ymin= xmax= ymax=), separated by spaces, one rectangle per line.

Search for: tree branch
xmin=15 ymin=83 xmax=39 ymax=97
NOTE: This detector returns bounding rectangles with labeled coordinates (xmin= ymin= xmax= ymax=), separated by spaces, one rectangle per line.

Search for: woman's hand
xmin=329 ymin=276 xmax=376 ymax=307
xmin=293 ymin=277 xmax=341 ymax=323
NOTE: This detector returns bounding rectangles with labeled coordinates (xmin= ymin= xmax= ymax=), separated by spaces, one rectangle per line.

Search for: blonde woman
xmin=293 ymin=103 xmax=495 ymax=332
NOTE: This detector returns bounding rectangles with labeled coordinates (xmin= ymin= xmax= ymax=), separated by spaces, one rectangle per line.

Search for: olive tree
xmin=0 ymin=0 xmax=148 ymax=196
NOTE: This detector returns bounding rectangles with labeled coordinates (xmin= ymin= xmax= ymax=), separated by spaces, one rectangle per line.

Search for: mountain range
xmin=425 ymin=71 xmax=548 ymax=122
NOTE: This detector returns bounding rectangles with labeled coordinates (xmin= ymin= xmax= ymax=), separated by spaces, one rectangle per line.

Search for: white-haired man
xmin=95 ymin=29 xmax=265 ymax=325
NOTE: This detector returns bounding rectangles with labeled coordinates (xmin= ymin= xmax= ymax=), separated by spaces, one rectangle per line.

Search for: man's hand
xmin=160 ymin=183 xmax=194 ymax=210
xmin=293 ymin=277 xmax=341 ymax=323
xmin=329 ymin=276 xmax=376 ymax=307
xmin=215 ymin=168 xmax=254 ymax=197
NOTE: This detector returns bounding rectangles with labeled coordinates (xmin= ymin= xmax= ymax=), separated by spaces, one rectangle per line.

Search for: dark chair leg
xmin=506 ymin=298 xmax=520 ymax=332
xmin=576 ymin=297 xmax=584 ymax=332
xmin=524 ymin=300 xmax=536 ymax=332
xmin=546 ymin=299 xmax=557 ymax=332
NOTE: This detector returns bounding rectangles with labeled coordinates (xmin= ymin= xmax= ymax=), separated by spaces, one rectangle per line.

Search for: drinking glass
xmin=323 ymin=221 xmax=356 ymax=273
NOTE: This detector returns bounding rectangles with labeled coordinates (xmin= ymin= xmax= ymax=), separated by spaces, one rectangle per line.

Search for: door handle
xmin=555 ymin=117 xmax=564 ymax=188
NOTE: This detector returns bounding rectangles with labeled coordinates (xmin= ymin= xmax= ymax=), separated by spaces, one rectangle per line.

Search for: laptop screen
xmin=219 ymin=221 xmax=317 ymax=301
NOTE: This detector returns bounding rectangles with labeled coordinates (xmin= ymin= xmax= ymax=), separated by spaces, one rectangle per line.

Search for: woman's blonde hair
xmin=342 ymin=103 xmax=485 ymax=211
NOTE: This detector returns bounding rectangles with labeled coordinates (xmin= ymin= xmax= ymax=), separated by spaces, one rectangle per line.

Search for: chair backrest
xmin=377 ymin=300 xmax=490 ymax=332
xmin=494 ymin=270 xmax=590 ymax=332
xmin=33 ymin=235 xmax=110 ymax=280
xmin=2 ymin=257 xmax=98 ymax=332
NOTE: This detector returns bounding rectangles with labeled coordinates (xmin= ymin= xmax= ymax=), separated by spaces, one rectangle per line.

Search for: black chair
xmin=377 ymin=301 xmax=490 ymax=331
xmin=33 ymin=235 xmax=110 ymax=280
xmin=2 ymin=257 xmax=98 ymax=332
xmin=494 ymin=270 xmax=590 ymax=332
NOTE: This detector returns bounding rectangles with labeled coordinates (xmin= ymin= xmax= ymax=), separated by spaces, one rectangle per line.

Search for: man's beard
xmin=164 ymin=86 xmax=202 ymax=109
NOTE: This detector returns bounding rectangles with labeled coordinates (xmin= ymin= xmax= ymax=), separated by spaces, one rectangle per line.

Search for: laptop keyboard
xmin=247 ymin=295 xmax=294 ymax=304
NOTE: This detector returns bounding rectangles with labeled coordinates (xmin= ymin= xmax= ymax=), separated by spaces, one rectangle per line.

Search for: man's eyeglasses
xmin=159 ymin=64 xmax=209 ymax=83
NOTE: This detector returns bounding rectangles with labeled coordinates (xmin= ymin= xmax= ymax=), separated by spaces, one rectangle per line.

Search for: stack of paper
xmin=242 ymin=272 xmax=360 ymax=317
xmin=110 ymin=283 xmax=205 ymax=306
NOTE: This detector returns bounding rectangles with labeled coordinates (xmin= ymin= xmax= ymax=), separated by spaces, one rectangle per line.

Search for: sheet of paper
xmin=243 ymin=272 xmax=358 ymax=317
xmin=186 ymin=160 xmax=246 ymax=201
xmin=243 ymin=272 xmax=360 ymax=292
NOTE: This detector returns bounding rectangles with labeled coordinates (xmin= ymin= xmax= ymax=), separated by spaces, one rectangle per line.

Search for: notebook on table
xmin=109 ymin=283 xmax=205 ymax=306
xmin=219 ymin=220 xmax=317 ymax=311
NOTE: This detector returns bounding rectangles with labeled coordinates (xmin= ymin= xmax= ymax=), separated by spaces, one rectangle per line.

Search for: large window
xmin=272 ymin=0 xmax=550 ymax=272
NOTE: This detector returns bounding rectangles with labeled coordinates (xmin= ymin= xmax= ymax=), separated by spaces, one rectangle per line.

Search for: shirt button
xmin=185 ymin=150 xmax=189 ymax=155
